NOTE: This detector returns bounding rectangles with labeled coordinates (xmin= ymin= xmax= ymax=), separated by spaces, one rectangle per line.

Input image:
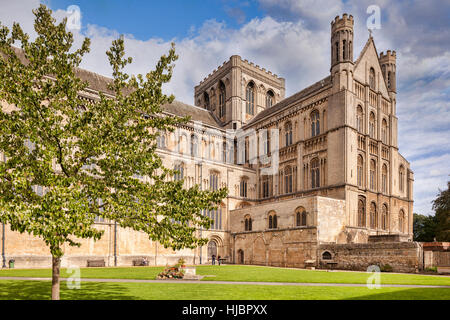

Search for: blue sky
xmin=1 ymin=0 xmax=449 ymax=216
xmin=46 ymin=0 xmax=264 ymax=40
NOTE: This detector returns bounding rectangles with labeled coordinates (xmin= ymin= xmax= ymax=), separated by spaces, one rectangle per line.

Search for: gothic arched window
xmin=311 ymin=158 xmax=320 ymax=189
xmin=244 ymin=215 xmax=252 ymax=231
xmin=311 ymin=110 xmax=320 ymax=137
xmin=382 ymin=204 xmax=389 ymax=230
xmin=357 ymin=155 xmax=364 ymax=188
xmin=358 ymin=197 xmax=366 ymax=227
xmin=369 ymin=112 xmax=376 ymax=139
xmin=174 ymin=163 xmax=184 ymax=181
xmin=246 ymin=82 xmax=255 ymax=115
xmin=285 ymin=121 xmax=293 ymax=146
xmin=399 ymin=209 xmax=405 ymax=233
xmin=219 ymin=81 xmax=226 ymax=118
xmin=370 ymin=202 xmax=377 ymax=229
xmin=156 ymin=132 xmax=167 ymax=149
xmin=190 ymin=134 xmax=198 ymax=157
xmin=382 ymin=164 xmax=388 ymax=193
xmin=296 ymin=207 xmax=307 ymax=227
xmin=204 ymin=92 xmax=210 ymax=110
xmin=381 ymin=118 xmax=388 ymax=144
xmin=284 ymin=166 xmax=293 ymax=194
xmin=370 ymin=159 xmax=377 ymax=190
xmin=240 ymin=177 xmax=248 ymax=198
xmin=268 ymin=211 xmax=277 ymax=229
xmin=209 ymin=171 xmax=219 ymax=191
xmin=369 ymin=67 xmax=376 ymax=90
xmin=266 ymin=90 xmax=274 ymax=108
xmin=399 ymin=165 xmax=405 ymax=192
xmin=357 ymin=105 xmax=364 ymax=133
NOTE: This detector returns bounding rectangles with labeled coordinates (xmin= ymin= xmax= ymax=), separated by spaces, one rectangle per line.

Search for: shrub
xmin=425 ymin=266 xmax=438 ymax=273
xmin=380 ymin=264 xmax=393 ymax=272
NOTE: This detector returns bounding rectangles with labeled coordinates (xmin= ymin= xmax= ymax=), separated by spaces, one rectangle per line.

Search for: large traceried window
xmin=285 ymin=122 xmax=293 ymax=146
xmin=219 ymin=81 xmax=226 ymax=118
xmin=311 ymin=158 xmax=320 ymax=189
xmin=203 ymin=207 xmax=223 ymax=230
xmin=369 ymin=67 xmax=376 ymax=90
xmin=311 ymin=110 xmax=320 ymax=137
xmin=284 ymin=166 xmax=293 ymax=194
xmin=156 ymin=132 xmax=167 ymax=149
xmin=246 ymin=82 xmax=255 ymax=115
xmin=209 ymin=172 xmax=219 ymax=191
xmin=356 ymin=105 xmax=364 ymax=133
xmin=174 ymin=163 xmax=184 ymax=181
xmin=266 ymin=90 xmax=274 ymax=108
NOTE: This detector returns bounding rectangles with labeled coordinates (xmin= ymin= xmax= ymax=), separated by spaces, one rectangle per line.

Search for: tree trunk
xmin=51 ymin=255 xmax=61 ymax=300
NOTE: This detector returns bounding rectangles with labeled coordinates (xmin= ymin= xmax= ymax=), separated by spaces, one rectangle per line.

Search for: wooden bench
xmin=218 ymin=257 xmax=229 ymax=265
xmin=87 ymin=259 xmax=105 ymax=267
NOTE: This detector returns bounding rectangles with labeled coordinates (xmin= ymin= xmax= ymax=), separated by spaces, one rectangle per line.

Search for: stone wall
xmin=232 ymin=227 xmax=318 ymax=268
xmin=318 ymin=241 xmax=423 ymax=273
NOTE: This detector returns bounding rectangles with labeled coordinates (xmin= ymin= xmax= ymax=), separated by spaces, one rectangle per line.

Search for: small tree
xmin=432 ymin=181 xmax=450 ymax=241
xmin=0 ymin=5 xmax=226 ymax=300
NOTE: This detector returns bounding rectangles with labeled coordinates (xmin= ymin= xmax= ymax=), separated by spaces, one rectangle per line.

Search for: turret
xmin=331 ymin=14 xmax=354 ymax=67
xmin=379 ymin=50 xmax=397 ymax=93
xmin=330 ymin=14 xmax=354 ymax=92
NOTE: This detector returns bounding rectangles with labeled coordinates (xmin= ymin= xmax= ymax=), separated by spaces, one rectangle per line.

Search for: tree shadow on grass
xmin=343 ymin=288 xmax=450 ymax=300
xmin=0 ymin=280 xmax=138 ymax=300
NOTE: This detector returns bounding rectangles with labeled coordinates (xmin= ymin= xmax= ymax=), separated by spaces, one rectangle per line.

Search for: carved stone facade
xmin=1 ymin=14 xmax=417 ymax=271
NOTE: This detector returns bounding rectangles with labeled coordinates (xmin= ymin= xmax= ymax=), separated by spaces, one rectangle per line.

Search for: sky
xmin=0 ymin=0 xmax=448 ymax=216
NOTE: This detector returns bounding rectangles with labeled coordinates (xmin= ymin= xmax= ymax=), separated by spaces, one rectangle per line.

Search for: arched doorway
xmin=237 ymin=249 xmax=244 ymax=264
xmin=207 ymin=240 xmax=217 ymax=262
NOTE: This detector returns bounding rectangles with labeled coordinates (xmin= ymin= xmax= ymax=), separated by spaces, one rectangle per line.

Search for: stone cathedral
xmin=1 ymin=14 xmax=421 ymax=272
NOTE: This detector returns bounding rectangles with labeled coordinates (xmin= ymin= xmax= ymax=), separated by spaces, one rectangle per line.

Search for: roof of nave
xmin=244 ymin=75 xmax=332 ymax=128
xmin=161 ymin=100 xmax=221 ymax=128
xmin=7 ymin=46 xmax=221 ymax=128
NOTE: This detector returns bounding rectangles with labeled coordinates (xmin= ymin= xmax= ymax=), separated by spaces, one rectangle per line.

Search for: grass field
xmin=0 ymin=265 xmax=449 ymax=300
xmin=0 ymin=280 xmax=449 ymax=300
xmin=1 ymin=265 xmax=449 ymax=286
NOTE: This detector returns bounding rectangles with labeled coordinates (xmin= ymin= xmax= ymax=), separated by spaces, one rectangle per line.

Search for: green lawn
xmin=0 ymin=280 xmax=449 ymax=300
xmin=0 ymin=265 xmax=449 ymax=286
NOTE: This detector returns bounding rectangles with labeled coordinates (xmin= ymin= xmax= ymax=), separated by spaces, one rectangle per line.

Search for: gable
xmin=354 ymin=38 xmax=390 ymax=99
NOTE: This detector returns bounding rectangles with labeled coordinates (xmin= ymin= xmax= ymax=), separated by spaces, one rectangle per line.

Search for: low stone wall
xmin=318 ymin=241 xmax=423 ymax=273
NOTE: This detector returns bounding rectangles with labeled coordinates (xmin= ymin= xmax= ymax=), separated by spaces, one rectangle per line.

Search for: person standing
xmin=218 ymin=255 xmax=221 ymax=266
xmin=211 ymin=254 xmax=216 ymax=265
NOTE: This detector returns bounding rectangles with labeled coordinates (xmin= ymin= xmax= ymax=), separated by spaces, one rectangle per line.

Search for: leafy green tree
xmin=432 ymin=181 xmax=450 ymax=241
xmin=0 ymin=5 xmax=226 ymax=300
xmin=413 ymin=213 xmax=437 ymax=242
